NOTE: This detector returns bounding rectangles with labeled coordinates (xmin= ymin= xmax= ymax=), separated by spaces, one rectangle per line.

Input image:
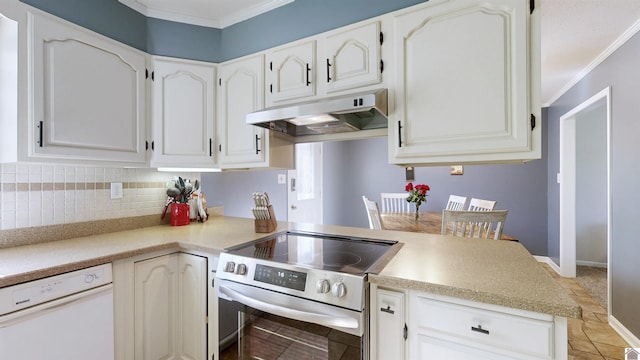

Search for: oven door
xmin=219 ymin=279 xmax=368 ymax=360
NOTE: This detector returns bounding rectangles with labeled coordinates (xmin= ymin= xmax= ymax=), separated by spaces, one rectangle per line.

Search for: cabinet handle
xmin=306 ymin=63 xmax=311 ymax=86
xmin=326 ymin=58 xmax=332 ymax=83
xmin=397 ymin=120 xmax=403 ymax=148
xmin=255 ymin=134 xmax=261 ymax=154
xmin=380 ymin=306 xmax=395 ymax=315
xmin=38 ymin=121 xmax=43 ymax=147
xmin=209 ymin=138 xmax=212 ymax=157
xmin=471 ymin=325 xmax=490 ymax=335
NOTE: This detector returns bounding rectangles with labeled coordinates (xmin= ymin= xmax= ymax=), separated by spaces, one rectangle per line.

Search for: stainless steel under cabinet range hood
xmin=246 ymin=89 xmax=388 ymax=137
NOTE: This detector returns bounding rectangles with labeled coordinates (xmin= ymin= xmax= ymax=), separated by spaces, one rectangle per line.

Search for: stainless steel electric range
xmin=216 ymin=231 xmax=401 ymax=360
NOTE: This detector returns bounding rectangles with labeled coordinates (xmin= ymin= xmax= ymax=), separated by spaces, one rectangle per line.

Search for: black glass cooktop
xmin=226 ymin=231 xmax=396 ymax=275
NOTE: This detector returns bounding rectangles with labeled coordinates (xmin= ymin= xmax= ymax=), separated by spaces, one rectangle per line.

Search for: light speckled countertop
xmin=0 ymin=216 xmax=580 ymax=319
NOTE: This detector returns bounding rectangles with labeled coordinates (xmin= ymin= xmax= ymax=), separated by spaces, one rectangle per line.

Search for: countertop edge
xmin=369 ymin=274 xmax=582 ymax=319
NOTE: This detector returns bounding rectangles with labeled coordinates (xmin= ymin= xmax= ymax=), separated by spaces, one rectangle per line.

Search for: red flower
xmin=405 ymin=182 xmax=414 ymax=192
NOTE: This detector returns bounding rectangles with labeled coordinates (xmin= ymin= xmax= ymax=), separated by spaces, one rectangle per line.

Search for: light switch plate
xmin=110 ymin=182 xmax=123 ymax=199
xmin=277 ymin=174 xmax=286 ymax=185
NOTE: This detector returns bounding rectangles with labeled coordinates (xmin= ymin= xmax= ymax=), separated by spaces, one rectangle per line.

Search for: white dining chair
xmin=441 ymin=210 xmax=508 ymax=240
xmin=467 ymin=198 xmax=497 ymax=211
xmin=380 ymin=193 xmax=411 ymax=213
xmin=362 ymin=196 xmax=384 ymax=230
xmin=445 ymin=195 xmax=467 ymax=210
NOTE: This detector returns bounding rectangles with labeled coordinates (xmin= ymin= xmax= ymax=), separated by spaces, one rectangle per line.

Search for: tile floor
xmin=541 ymin=264 xmax=631 ymax=360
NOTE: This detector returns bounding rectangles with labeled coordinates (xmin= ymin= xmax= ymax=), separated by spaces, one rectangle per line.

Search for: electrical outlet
xmin=110 ymin=182 xmax=123 ymax=199
xmin=277 ymin=174 xmax=286 ymax=185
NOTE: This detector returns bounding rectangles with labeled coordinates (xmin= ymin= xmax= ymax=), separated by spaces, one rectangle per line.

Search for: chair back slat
xmin=380 ymin=193 xmax=412 ymax=213
xmin=467 ymin=198 xmax=497 ymax=211
xmin=441 ymin=210 xmax=508 ymax=240
xmin=362 ymin=196 xmax=384 ymax=230
xmin=445 ymin=195 xmax=467 ymax=210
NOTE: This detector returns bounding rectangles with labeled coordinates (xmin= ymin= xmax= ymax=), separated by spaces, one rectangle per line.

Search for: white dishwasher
xmin=0 ymin=263 xmax=114 ymax=360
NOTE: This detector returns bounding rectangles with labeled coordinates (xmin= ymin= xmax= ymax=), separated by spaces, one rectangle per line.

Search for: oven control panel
xmin=217 ymin=254 xmax=365 ymax=311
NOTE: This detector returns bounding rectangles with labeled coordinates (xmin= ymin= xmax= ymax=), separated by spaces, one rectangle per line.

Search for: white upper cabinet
xmin=150 ymin=57 xmax=217 ymax=168
xmin=265 ymin=21 xmax=384 ymax=107
xmin=29 ymin=11 xmax=147 ymax=165
xmin=321 ymin=21 xmax=382 ymax=94
xmin=389 ymin=0 xmax=540 ymax=165
xmin=218 ymin=54 xmax=294 ymax=169
xmin=265 ymin=40 xmax=316 ymax=105
xmin=218 ymin=54 xmax=269 ymax=167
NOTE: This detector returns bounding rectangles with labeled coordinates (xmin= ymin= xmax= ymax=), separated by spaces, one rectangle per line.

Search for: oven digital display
xmin=254 ymin=264 xmax=307 ymax=291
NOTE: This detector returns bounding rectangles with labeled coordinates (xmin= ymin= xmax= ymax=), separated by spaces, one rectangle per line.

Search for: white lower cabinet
xmin=113 ymin=251 xmax=209 ymax=360
xmin=370 ymin=285 xmax=406 ymax=360
xmin=371 ymin=287 xmax=567 ymax=360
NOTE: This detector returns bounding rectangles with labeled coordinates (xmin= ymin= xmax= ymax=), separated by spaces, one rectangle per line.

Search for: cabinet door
xmin=29 ymin=12 xmax=147 ymax=165
xmin=266 ymin=40 xmax=315 ymax=104
xmin=150 ymin=57 xmax=217 ymax=168
xmin=390 ymin=0 xmax=531 ymax=164
xmin=218 ymin=54 xmax=268 ymax=168
xmin=134 ymin=253 xmax=207 ymax=360
xmin=323 ymin=21 xmax=382 ymax=94
xmin=375 ymin=288 xmax=406 ymax=360
xmin=135 ymin=254 xmax=179 ymax=360
xmin=177 ymin=254 xmax=207 ymax=360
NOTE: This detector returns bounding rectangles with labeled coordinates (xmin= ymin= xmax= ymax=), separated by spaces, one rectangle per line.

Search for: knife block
xmin=255 ymin=205 xmax=277 ymax=233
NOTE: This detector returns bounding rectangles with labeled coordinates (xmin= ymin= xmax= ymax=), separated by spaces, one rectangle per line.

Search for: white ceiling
xmin=118 ymin=0 xmax=293 ymax=28
xmin=120 ymin=0 xmax=640 ymax=107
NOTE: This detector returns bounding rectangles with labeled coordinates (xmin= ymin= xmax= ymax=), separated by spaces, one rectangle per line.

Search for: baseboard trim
xmin=576 ymin=260 xmax=607 ymax=268
xmin=609 ymin=315 xmax=640 ymax=348
xmin=534 ymin=256 xmax=562 ymax=274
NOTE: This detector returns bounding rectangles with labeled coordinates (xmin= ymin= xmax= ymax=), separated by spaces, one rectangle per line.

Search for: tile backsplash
xmin=0 ymin=163 xmax=199 ymax=230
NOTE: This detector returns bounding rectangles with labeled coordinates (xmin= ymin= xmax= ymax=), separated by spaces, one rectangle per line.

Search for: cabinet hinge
xmin=530 ymin=0 xmax=535 ymax=14
xmin=530 ymin=114 xmax=536 ymax=130
xmin=380 ymin=60 xmax=384 ymax=74
xmin=37 ymin=121 xmax=43 ymax=147
xmin=379 ymin=32 xmax=384 ymax=45
xmin=403 ymin=323 xmax=408 ymax=340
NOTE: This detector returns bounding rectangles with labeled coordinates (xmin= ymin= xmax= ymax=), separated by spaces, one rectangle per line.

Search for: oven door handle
xmin=219 ymin=284 xmax=359 ymax=330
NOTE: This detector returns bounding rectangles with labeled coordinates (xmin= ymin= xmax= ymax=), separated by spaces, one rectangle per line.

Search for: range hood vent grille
xmin=246 ymin=89 xmax=388 ymax=137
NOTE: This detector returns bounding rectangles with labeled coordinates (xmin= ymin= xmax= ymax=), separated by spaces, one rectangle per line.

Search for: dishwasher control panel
xmin=0 ymin=263 xmax=113 ymax=315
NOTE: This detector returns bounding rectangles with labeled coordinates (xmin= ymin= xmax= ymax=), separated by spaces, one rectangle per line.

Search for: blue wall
xmin=546 ymin=30 xmax=640 ymax=338
xmin=204 ymin=135 xmax=550 ymax=257
xmin=20 ymin=0 xmax=426 ymax=62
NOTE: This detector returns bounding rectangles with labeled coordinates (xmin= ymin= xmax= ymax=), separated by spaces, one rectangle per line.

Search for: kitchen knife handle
xmin=326 ymin=58 xmax=331 ymax=83
xmin=306 ymin=63 xmax=311 ymax=86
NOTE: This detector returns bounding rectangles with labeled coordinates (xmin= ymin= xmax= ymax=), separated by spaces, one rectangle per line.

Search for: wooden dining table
xmin=380 ymin=211 xmax=518 ymax=241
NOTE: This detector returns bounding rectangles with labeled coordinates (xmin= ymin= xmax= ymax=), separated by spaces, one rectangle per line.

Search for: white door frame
xmin=559 ymin=87 xmax=612 ymax=310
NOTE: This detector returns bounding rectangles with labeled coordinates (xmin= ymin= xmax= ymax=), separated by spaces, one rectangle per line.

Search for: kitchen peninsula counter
xmin=0 ymin=216 xmax=580 ymax=319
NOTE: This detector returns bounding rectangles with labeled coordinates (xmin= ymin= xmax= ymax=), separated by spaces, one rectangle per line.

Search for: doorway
xmin=559 ymin=87 xmax=611 ymax=311
xmin=287 ymin=142 xmax=323 ymax=224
